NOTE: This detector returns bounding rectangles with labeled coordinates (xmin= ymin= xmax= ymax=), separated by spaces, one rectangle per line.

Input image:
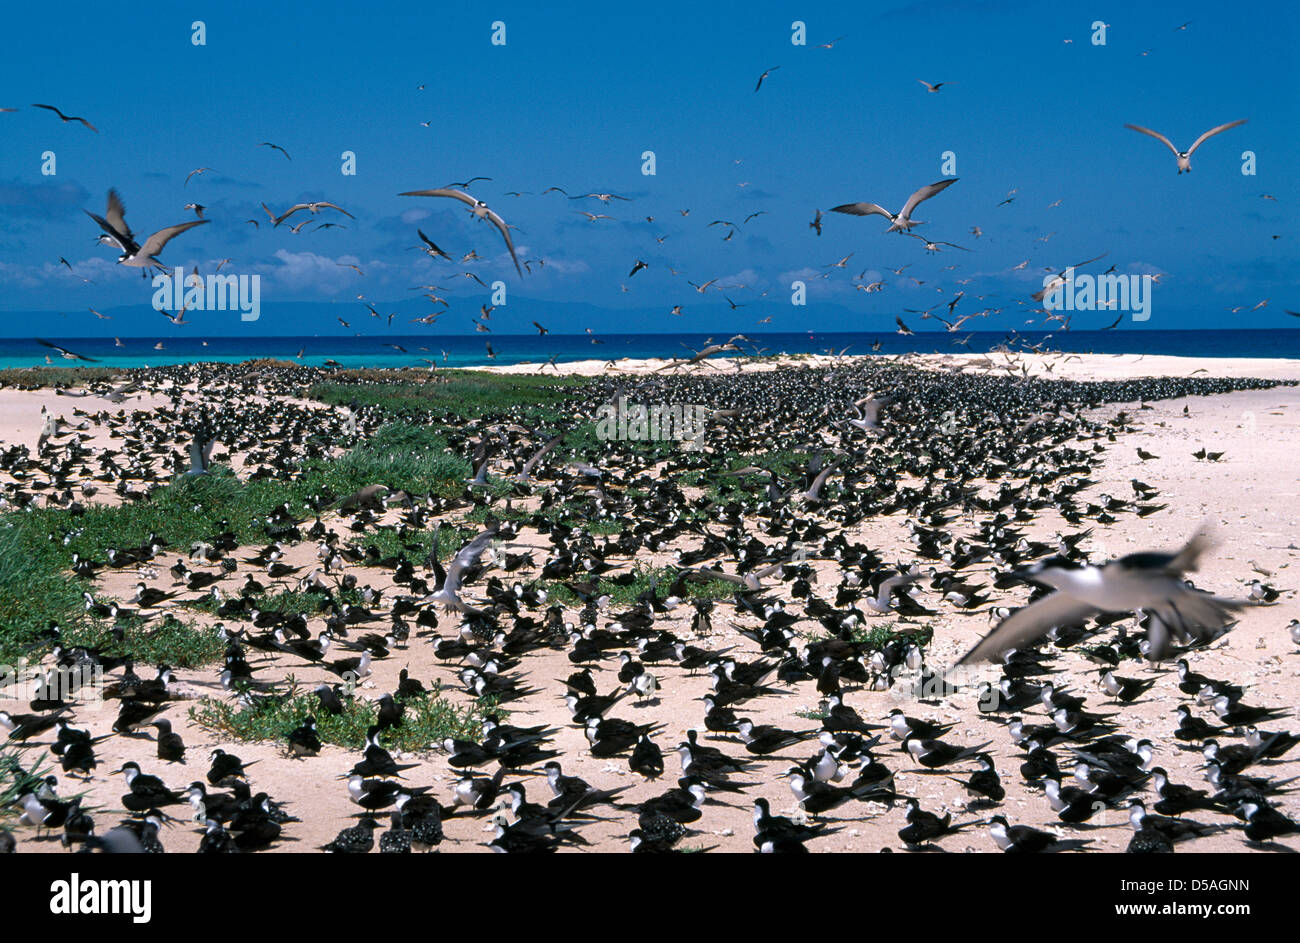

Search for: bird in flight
xmin=269 ymin=201 xmax=355 ymax=227
xmin=907 ymin=234 xmax=972 ymax=254
xmin=37 ymin=338 xmax=99 ymax=361
xmin=570 ymin=192 xmax=630 ymax=203
xmin=259 ymin=142 xmax=291 ymax=160
xmin=1032 ymin=253 xmax=1108 ymax=302
xmin=161 ymin=305 xmax=189 ymax=326
xmin=424 ymin=526 xmax=500 ymax=615
xmin=56 ymin=258 xmax=93 ymax=284
xmin=754 ymin=66 xmax=780 ymax=92
xmin=399 ymin=188 xmax=523 ymax=277
xmin=1123 ymin=120 xmax=1247 ymax=174
xmin=416 ymin=230 xmax=451 ymax=260
xmin=32 ymin=103 xmax=97 ymax=132
xmin=959 ymin=532 xmax=1245 ymax=664
xmin=86 ymin=189 xmax=209 ymax=270
xmin=832 ymin=178 xmax=959 ymax=234
xmin=916 ymin=80 xmax=946 ymax=93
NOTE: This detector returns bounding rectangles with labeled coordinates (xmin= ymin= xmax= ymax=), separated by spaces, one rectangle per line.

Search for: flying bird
xmin=259 ymin=142 xmax=291 ymax=160
xmin=754 ymin=66 xmax=780 ymax=92
xmin=32 ymin=103 xmax=97 ymax=132
xmin=570 ymin=192 xmax=630 ymax=203
xmin=416 ymin=230 xmax=451 ymax=260
xmin=1123 ymin=120 xmax=1247 ymax=174
xmin=1032 ymin=254 xmax=1108 ymax=302
xmin=86 ymin=189 xmax=210 ymax=270
xmin=832 ymin=179 xmax=959 ymax=233
xmin=56 ymin=258 xmax=93 ymax=284
xmin=399 ymin=188 xmax=522 ymax=277
xmin=36 ymin=339 xmax=99 ymax=362
xmin=959 ymin=532 xmax=1245 ymax=664
xmin=269 ymin=202 xmax=354 ymax=226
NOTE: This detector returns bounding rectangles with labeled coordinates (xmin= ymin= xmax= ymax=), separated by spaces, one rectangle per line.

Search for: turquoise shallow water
xmin=1 ymin=329 xmax=1297 ymax=371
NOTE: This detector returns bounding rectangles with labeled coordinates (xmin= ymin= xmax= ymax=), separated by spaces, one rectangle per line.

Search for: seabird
xmin=959 ymin=531 xmax=1245 ymax=663
xmin=259 ymin=141 xmax=291 ymax=160
xmin=269 ymin=201 xmax=355 ymax=226
xmin=32 ymin=103 xmax=97 ymax=132
xmin=831 ymin=178 xmax=958 ymax=233
xmin=424 ymin=526 xmax=499 ymax=614
xmin=86 ymin=189 xmax=209 ymax=269
xmin=398 ymin=188 xmax=522 ymax=277
xmin=36 ymin=339 xmax=99 ymax=362
xmin=754 ymin=66 xmax=780 ymax=92
xmin=1124 ymin=119 xmax=1247 ymax=173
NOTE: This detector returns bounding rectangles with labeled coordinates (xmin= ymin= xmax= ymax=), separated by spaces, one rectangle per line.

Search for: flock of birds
xmin=7 ymin=15 xmax=1294 ymax=367
xmin=1 ymin=357 xmax=1296 ymax=853
xmin=0 ymin=15 xmax=1295 ymax=855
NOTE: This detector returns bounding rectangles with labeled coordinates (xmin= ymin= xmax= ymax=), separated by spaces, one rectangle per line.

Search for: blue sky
xmin=0 ymin=0 xmax=1295 ymax=336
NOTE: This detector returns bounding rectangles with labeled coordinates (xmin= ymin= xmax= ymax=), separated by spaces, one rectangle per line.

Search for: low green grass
xmin=807 ymin=620 xmax=935 ymax=652
xmin=352 ymin=522 xmax=472 ymax=564
xmin=187 ymin=586 xmax=363 ymax=619
xmin=60 ymin=615 xmax=226 ymax=669
xmin=0 ymin=419 xmax=471 ymax=662
xmin=543 ymin=564 xmax=737 ymax=608
xmin=310 ymin=371 xmax=587 ymax=425
xmin=189 ymin=688 xmax=496 ymax=751
xmin=317 ymin=423 xmax=469 ymax=497
xmin=0 ymin=746 xmax=51 ymax=821
xmin=0 ymin=366 xmax=124 ymax=389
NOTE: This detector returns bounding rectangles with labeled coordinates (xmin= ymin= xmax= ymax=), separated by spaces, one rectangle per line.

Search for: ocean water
xmin=1 ymin=329 xmax=1297 ymax=372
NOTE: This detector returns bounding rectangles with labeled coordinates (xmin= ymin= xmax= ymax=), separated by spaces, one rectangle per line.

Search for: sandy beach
xmin=1 ymin=353 xmax=1297 ymax=855
xmin=478 ymin=352 xmax=1300 ymax=382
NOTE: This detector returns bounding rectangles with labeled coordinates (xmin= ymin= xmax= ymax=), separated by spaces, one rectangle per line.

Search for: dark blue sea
xmin=2 ymin=330 xmax=1297 ymax=371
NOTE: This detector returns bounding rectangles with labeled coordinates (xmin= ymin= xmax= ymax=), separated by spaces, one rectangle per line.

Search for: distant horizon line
xmin=1 ymin=326 xmax=1297 ymax=341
